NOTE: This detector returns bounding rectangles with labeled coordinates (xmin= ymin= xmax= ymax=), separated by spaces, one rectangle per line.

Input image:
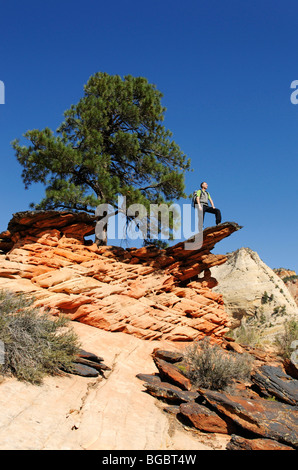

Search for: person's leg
xmin=202 ymin=205 xmax=208 ymax=226
xmin=203 ymin=206 xmax=222 ymax=225
xmin=215 ymin=208 xmax=221 ymax=225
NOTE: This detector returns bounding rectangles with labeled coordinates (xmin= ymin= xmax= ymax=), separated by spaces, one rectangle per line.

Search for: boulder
xmin=152 ymin=349 xmax=184 ymax=363
xmin=153 ymin=357 xmax=192 ymax=391
xmin=179 ymin=401 xmax=237 ymax=434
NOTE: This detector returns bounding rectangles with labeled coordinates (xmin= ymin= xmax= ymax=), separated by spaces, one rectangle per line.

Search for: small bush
xmin=261 ymin=291 xmax=269 ymax=304
xmin=0 ymin=290 xmax=80 ymax=384
xmin=184 ymin=337 xmax=253 ymax=391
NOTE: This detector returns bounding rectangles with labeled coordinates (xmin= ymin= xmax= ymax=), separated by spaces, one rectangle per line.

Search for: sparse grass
xmin=228 ymin=319 xmax=264 ymax=347
xmin=0 ymin=290 xmax=80 ymax=385
xmin=184 ymin=337 xmax=253 ymax=391
xmin=228 ymin=303 xmax=290 ymax=348
xmin=274 ymin=318 xmax=298 ymax=360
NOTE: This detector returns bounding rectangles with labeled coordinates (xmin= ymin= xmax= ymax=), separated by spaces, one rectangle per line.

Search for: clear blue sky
xmin=0 ymin=0 xmax=297 ymax=271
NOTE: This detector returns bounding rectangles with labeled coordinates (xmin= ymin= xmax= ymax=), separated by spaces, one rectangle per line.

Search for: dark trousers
xmin=203 ymin=205 xmax=222 ymax=224
xmin=198 ymin=205 xmax=222 ymax=230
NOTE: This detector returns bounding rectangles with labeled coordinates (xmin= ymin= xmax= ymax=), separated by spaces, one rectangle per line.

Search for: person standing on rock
xmin=195 ymin=182 xmax=222 ymax=229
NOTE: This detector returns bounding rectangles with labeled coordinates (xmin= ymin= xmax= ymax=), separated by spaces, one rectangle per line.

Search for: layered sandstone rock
xmin=0 ymin=210 xmax=242 ymax=343
xmin=274 ymin=268 xmax=298 ymax=307
xmin=210 ymin=247 xmax=297 ymax=328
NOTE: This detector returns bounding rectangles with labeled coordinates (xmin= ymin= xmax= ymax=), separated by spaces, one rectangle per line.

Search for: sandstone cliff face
xmin=210 ymin=247 xmax=297 ymax=329
xmin=0 ymin=211 xmax=242 ymax=343
xmin=274 ymin=268 xmax=298 ymax=307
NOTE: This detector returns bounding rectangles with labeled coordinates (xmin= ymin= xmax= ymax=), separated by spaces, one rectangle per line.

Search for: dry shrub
xmin=184 ymin=337 xmax=253 ymax=391
xmin=0 ymin=290 xmax=80 ymax=384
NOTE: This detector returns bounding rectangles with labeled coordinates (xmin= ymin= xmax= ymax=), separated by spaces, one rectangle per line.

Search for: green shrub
xmin=184 ymin=337 xmax=253 ymax=391
xmin=283 ymin=274 xmax=298 ymax=283
xmin=0 ymin=290 xmax=80 ymax=384
xmin=261 ymin=291 xmax=269 ymax=304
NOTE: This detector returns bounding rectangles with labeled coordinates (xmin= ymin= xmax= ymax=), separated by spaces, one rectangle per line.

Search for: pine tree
xmin=12 ymin=72 xmax=191 ymax=244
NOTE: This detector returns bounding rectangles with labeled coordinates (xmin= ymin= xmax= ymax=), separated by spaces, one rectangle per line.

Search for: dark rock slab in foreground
xmin=78 ymin=348 xmax=105 ymax=363
xmin=283 ymin=358 xmax=298 ymax=380
xmin=74 ymin=357 xmax=111 ymax=372
xmin=136 ymin=373 xmax=161 ymax=385
xmin=251 ymin=365 xmax=298 ymax=406
xmin=179 ymin=401 xmax=237 ymax=435
xmin=74 ymin=348 xmax=111 ymax=374
xmin=226 ymin=434 xmax=295 ymax=451
xmin=71 ymin=363 xmax=99 ymax=377
xmin=143 ymin=381 xmax=199 ymax=404
xmin=199 ymin=388 xmax=298 ymax=448
xmin=139 ymin=347 xmax=298 ymax=450
xmin=153 ymin=357 xmax=191 ymax=391
xmin=62 ymin=349 xmax=110 ymax=378
xmin=152 ymin=349 xmax=184 ymax=363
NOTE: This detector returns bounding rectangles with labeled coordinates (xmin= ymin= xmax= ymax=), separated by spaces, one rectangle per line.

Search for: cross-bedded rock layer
xmin=0 ymin=210 xmax=242 ymax=343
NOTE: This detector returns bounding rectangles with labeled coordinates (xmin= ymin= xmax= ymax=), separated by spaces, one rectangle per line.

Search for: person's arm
xmin=196 ymin=190 xmax=202 ymax=209
xmin=209 ymin=193 xmax=215 ymax=209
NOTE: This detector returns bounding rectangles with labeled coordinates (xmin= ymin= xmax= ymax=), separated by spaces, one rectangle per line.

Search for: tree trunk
xmin=95 ymin=222 xmax=107 ymax=246
xmin=95 ymin=214 xmax=108 ymax=246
